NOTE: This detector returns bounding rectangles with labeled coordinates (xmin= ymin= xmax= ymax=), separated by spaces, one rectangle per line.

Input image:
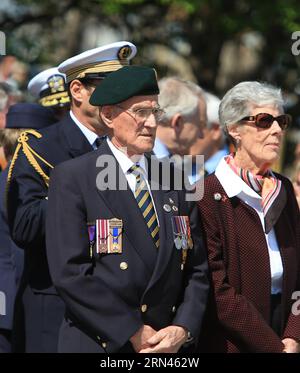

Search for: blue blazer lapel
xmin=138 ymin=154 xmax=183 ymax=291
xmin=60 ymin=113 xmax=94 ymax=158
xmin=145 ymin=188 xmax=179 ymax=291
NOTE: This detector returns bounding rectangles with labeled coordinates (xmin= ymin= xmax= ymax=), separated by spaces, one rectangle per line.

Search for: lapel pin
xmin=214 ymin=193 xmax=222 ymax=201
xmin=172 ymin=205 xmax=178 ymax=212
xmin=169 ymin=198 xmax=174 ymax=204
xmin=163 ymin=204 xmax=171 ymax=212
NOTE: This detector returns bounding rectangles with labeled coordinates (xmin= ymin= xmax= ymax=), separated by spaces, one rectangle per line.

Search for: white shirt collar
xmin=70 ymin=110 xmax=98 ymax=147
xmin=153 ymin=137 xmax=171 ymax=159
xmin=215 ymin=157 xmax=261 ymax=200
xmin=106 ymin=138 xmax=147 ymax=176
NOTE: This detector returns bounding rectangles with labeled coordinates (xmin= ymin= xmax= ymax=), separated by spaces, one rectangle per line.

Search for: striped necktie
xmin=129 ymin=164 xmax=160 ymax=248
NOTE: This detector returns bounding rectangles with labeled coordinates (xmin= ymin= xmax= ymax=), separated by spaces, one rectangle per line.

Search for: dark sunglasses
xmin=240 ymin=113 xmax=292 ymax=130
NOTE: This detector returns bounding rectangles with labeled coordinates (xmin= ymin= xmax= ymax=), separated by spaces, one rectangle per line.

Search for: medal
xmin=174 ymin=236 xmax=182 ymax=250
xmin=108 ymin=218 xmax=123 ymax=254
xmin=87 ymin=224 xmax=96 ymax=258
xmin=184 ymin=216 xmax=193 ymax=250
xmin=172 ymin=216 xmax=192 ymax=269
xmin=181 ymin=235 xmax=188 ymax=250
xmin=181 ymin=249 xmax=188 ymax=271
xmin=96 ymin=219 xmax=109 ymax=254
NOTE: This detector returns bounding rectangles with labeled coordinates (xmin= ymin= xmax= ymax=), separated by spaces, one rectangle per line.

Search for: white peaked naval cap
xmin=27 ymin=67 xmax=69 ymax=108
xmin=58 ymin=41 xmax=137 ymax=83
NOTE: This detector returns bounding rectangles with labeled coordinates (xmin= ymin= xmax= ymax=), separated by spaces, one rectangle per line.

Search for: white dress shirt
xmin=215 ymin=157 xmax=283 ymax=294
xmin=70 ymin=110 xmax=99 ymax=149
xmin=153 ymin=137 xmax=171 ymax=159
xmin=107 ymin=138 xmax=160 ymax=225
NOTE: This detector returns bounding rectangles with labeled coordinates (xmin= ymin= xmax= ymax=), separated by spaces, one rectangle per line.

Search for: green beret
xmin=89 ymin=65 xmax=159 ymax=106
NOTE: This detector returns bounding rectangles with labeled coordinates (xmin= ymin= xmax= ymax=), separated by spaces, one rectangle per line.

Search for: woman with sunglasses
xmin=197 ymin=81 xmax=300 ymax=353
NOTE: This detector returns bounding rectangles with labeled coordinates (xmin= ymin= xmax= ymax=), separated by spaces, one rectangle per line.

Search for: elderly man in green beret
xmin=46 ymin=66 xmax=209 ymax=353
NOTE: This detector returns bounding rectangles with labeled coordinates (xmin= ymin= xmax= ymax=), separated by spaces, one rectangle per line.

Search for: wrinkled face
xmin=109 ymin=95 xmax=159 ymax=156
xmin=229 ymin=105 xmax=285 ymax=169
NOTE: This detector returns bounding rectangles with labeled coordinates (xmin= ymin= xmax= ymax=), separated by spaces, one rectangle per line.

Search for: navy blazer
xmin=46 ymin=140 xmax=209 ymax=353
xmin=0 ymin=167 xmax=24 ymax=330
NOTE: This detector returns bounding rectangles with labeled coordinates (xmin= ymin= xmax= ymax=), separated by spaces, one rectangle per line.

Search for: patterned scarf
xmin=225 ymin=154 xmax=286 ymax=234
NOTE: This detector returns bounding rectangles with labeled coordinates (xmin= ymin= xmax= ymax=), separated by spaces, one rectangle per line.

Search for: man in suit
xmin=6 ymin=41 xmax=137 ymax=352
xmin=46 ymin=65 xmax=209 ymax=353
xmin=153 ymin=77 xmax=206 ymax=159
xmin=189 ymin=92 xmax=229 ymax=184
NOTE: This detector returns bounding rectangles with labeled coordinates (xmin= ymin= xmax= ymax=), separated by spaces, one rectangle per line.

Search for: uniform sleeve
xmin=7 ymin=140 xmax=48 ymax=249
xmin=0 ymin=173 xmax=17 ymax=329
xmin=46 ymin=163 xmax=143 ymax=353
xmin=197 ymin=184 xmax=285 ymax=353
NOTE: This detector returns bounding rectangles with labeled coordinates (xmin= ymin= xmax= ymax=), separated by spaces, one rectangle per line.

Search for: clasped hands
xmin=130 ymin=324 xmax=189 ymax=353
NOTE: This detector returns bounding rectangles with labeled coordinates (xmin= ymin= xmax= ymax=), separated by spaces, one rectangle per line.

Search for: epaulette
xmin=7 ymin=130 xmax=54 ymax=189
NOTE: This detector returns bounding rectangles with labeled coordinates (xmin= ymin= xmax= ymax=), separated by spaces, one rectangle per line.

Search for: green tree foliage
xmin=1 ymin=0 xmax=300 ymax=169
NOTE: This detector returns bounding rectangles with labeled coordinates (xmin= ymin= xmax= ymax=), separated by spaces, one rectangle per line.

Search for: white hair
xmin=158 ymin=77 xmax=199 ymax=123
xmin=219 ymin=81 xmax=284 ymax=131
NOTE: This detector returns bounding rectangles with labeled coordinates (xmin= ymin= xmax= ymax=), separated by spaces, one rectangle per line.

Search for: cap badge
xmin=118 ymin=45 xmax=132 ymax=60
xmin=47 ymin=75 xmax=65 ymax=94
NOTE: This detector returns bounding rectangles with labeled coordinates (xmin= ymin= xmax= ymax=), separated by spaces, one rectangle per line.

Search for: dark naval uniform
xmin=0 ymin=102 xmax=58 ymax=353
xmin=0 ymin=168 xmax=24 ymax=352
xmin=46 ymin=140 xmax=209 ymax=353
xmin=7 ymin=113 xmax=93 ymax=352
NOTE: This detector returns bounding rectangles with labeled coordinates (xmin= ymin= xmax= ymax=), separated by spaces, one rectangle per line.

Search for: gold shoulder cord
xmin=7 ymin=130 xmax=54 ymax=190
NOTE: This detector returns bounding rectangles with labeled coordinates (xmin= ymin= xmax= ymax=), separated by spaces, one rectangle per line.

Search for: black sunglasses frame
xmin=240 ymin=113 xmax=292 ymax=130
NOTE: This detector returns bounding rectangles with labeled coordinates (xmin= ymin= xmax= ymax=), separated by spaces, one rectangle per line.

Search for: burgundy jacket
xmin=197 ymin=173 xmax=300 ymax=353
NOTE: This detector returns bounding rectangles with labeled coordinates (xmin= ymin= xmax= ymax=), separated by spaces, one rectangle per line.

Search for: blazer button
xmin=141 ymin=304 xmax=148 ymax=313
xmin=101 ymin=342 xmax=107 ymax=349
xmin=172 ymin=306 xmax=176 ymax=313
xmin=120 ymin=262 xmax=128 ymax=270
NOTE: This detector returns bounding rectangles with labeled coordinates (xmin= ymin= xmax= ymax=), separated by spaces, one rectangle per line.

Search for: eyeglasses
xmin=240 ymin=113 xmax=292 ymax=130
xmin=115 ymin=105 xmax=165 ymax=122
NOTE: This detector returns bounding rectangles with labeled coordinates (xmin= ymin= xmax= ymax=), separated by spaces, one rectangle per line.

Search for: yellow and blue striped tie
xmin=129 ymin=164 xmax=159 ymax=248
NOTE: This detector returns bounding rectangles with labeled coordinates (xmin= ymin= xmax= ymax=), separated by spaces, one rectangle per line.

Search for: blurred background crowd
xmin=1 ymin=0 xmax=300 ymax=179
